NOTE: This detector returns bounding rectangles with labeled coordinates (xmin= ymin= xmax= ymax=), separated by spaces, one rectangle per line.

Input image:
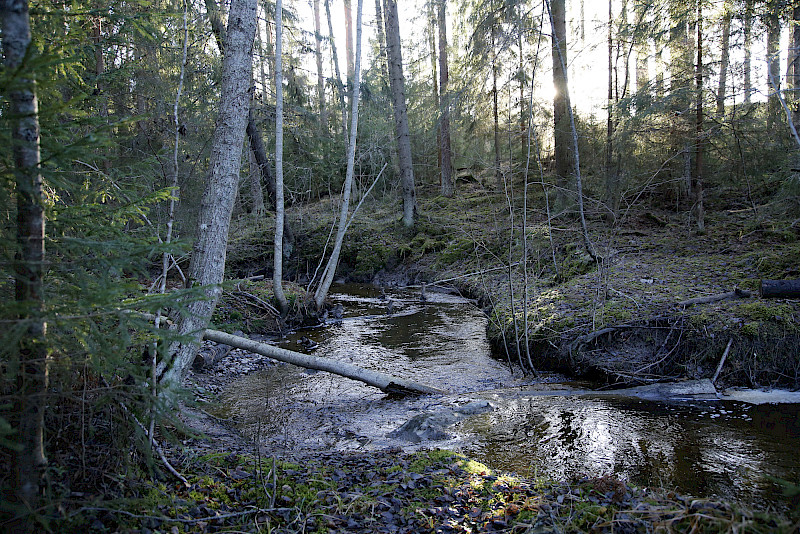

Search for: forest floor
xmin=58 ymin=443 xmax=799 ymax=533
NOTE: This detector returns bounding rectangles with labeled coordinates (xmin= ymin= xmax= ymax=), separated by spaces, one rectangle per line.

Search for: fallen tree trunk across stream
xmin=202 ymin=328 xmax=449 ymax=396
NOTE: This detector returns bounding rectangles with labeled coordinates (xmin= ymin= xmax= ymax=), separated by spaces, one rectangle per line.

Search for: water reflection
xmin=462 ymin=395 xmax=800 ymax=510
xmin=220 ymin=284 xmax=800 ymax=511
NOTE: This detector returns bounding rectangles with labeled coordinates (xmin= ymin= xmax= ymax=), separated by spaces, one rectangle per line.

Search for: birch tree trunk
xmin=384 ymin=0 xmax=416 ymax=227
xmin=314 ymin=0 xmax=364 ymax=310
xmin=792 ymin=4 xmax=800 ymax=128
xmin=2 ymin=0 xmax=49 ymax=513
xmin=325 ymin=0 xmax=348 ymax=138
xmin=438 ymin=0 xmax=454 ymax=197
xmin=273 ymin=0 xmax=289 ymax=315
xmin=163 ymin=0 xmax=256 ymax=387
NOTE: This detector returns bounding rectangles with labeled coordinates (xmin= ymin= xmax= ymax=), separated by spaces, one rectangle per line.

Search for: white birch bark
xmin=273 ymin=0 xmax=289 ymax=315
xmin=163 ymin=0 xmax=256 ymax=387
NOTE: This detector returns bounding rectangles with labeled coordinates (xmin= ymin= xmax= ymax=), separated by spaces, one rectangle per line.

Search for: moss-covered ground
xmin=53 ymin=448 xmax=798 ymax=533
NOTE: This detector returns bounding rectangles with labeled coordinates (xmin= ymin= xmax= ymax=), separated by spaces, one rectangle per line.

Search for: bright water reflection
xmin=462 ymin=395 xmax=799 ymax=510
xmin=221 ymin=284 xmax=800 ymax=511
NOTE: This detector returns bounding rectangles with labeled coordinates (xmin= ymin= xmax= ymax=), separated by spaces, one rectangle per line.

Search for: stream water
xmin=220 ymin=284 xmax=800 ymax=511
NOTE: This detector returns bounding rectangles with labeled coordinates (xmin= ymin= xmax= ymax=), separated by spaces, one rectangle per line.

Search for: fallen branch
xmin=678 ymin=289 xmax=751 ymax=308
xmin=202 ymin=328 xmax=449 ymax=396
xmin=760 ymin=279 xmax=800 ymax=299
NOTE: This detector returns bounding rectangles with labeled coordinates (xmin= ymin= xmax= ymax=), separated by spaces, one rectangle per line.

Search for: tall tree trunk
xmin=792 ymin=4 xmax=800 ymax=128
xmin=344 ymin=0 xmax=354 ymax=81
xmin=2 ymin=0 xmax=49 ymax=515
xmin=605 ymin=0 xmax=617 ymax=219
xmin=766 ymin=4 xmax=782 ymax=131
xmin=717 ymin=4 xmax=731 ymax=117
xmin=314 ymin=0 xmax=364 ymax=310
xmin=694 ymin=0 xmax=705 ymax=232
xmin=546 ymin=0 xmax=598 ymax=260
xmin=492 ymin=20 xmax=501 ymax=187
xmin=314 ymin=0 xmax=327 ymax=133
xmin=634 ymin=1 xmax=648 ymax=94
xmin=206 ymin=0 xmax=278 ymax=211
xmin=273 ymin=0 xmax=289 ymax=315
xmin=325 ymin=0 xmax=348 ymax=138
xmin=743 ymin=0 xmax=753 ymax=104
xmin=428 ymin=0 xmax=440 ymax=170
xmin=551 ymin=0 xmax=572 ymax=212
xmin=374 ymin=0 xmax=389 ymax=86
xmin=92 ymin=7 xmax=111 ymax=175
xmin=163 ymin=0 xmax=257 ymax=386
xmin=438 ymin=0 xmax=453 ymax=197
xmin=384 ymin=0 xmax=416 ymax=227
xmin=248 ymin=142 xmax=266 ymax=216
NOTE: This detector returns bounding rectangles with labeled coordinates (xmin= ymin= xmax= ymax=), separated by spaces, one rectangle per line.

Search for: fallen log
xmin=202 ymin=328 xmax=449 ymax=396
xmin=678 ymin=288 xmax=751 ymax=308
xmin=760 ymin=279 xmax=800 ymax=299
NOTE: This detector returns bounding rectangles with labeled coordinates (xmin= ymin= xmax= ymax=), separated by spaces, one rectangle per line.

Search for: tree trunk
xmin=694 ymin=0 xmax=704 ymax=232
xmin=760 ymin=279 xmax=800 ymax=298
xmin=344 ymin=0 xmax=354 ymax=82
xmin=634 ymin=1 xmax=648 ymax=94
xmin=314 ymin=0 xmax=327 ymax=133
xmin=792 ymin=5 xmax=800 ymax=128
xmin=248 ymin=143 xmax=266 ymax=216
xmin=246 ymin=107 xmax=277 ymax=207
xmin=203 ymin=329 xmax=447 ymax=395
xmin=717 ymin=5 xmax=731 ymax=118
xmin=743 ymin=0 xmax=753 ymax=104
xmin=605 ymin=0 xmax=617 ymax=219
xmin=163 ymin=0 xmax=257 ymax=386
xmin=438 ymin=0 xmax=453 ymax=197
xmin=2 ymin=0 xmax=49 ymax=514
xmin=427 ymin=0 xmax=440 ymax=170
xmin=551 ymin=0 xmax=572 ymax=212
xmin=492 ymin=20 xmax=501 ymax=187
xmin=325 ymin=0 xmax=348 ymax=138
xmin=766 ymin=5 xmax=781 ymax=131
xmin=273 ymin=0 xmax=289 ymax=315
xmin=374 ymin=0 xmax=389 ymax=86
xmin=314 ymin=0 xmax=364 ymax=310
xmin=384 ymin=0 xmax=416 ymax=227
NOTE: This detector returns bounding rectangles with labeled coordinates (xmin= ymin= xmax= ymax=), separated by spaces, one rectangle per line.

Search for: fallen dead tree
xmin=760 ymin=279 xmax=800 ymax=299
xmin=202 ymin=328 xmax=449 ymax=396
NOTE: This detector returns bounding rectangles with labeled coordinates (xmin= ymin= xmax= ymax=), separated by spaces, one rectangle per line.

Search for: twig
xmin=711 ymin=338 xmax=733 ymax=385
xmin=71 ymin=506 xmax=289 ymax=524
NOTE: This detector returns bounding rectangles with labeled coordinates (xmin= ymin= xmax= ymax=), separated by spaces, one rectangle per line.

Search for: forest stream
xmin=216 ymin=284 xmax=800 ymax=513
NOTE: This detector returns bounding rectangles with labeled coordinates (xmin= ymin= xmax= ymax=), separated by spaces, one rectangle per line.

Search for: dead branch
xmin=678 ymin=289 xmax=751 ymax=308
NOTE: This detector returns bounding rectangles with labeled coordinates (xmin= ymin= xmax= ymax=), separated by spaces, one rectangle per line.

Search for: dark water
xmin=221 ymin=284 xmax=800 ymax=511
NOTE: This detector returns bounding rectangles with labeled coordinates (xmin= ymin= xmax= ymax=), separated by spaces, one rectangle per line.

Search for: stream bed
xmin=219 ymin=284 xmax=800 ymax=511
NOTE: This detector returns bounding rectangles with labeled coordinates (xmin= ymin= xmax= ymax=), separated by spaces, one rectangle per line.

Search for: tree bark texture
xmin=164 ymin=0 xmax=256 ymax=386
xmin=2 ymin=0 xmax=49 ymax=513
xmin=760 ymin=279 xmax=800 ymax=299
xmin=437 ymin=0 xmax=453 ymax=197
xmin=743 ymin=0 xmax=753 ymax=104
xmin=325 ymin=0 xmax=348 ymax=138
xmin=550 ymin=0 xmax=572 ymax=212
xmin=314 ymin=0 xmax=364 ymax=311
xmin=716 ymin=6 xmax=731 ymax=117
xmin=384 ymin=0 xmax=416 ymax=227
xmin=694 ymin=0 xmax=704 ymax=232
xmin=273 ymin=0 xmax=289 ymax=315
xmin=344 ymin=0 xmax=354 ymax=81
